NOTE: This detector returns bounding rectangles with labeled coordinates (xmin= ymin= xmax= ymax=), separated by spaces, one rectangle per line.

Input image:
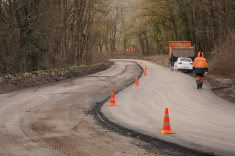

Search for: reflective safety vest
xmin=193 ymin=52 xmax=208 ymax=73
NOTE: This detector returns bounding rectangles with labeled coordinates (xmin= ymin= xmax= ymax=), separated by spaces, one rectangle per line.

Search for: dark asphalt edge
xmin=87 ymin=61 xmax=216 ymax=156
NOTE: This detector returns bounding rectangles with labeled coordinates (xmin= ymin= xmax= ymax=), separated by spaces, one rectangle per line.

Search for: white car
xmin=174 ymin=57 xmax=193 ymax=72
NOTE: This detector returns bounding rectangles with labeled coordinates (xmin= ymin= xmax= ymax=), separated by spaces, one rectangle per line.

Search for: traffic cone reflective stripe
xmin=144 ymin=65 xmax=147 ymax=76
xmin=134 ymin=75 xmax=139 ymax=86
xmin=144 ymin=70 xmax=147 ymax=76
xmin=108 ymin=89 xmax=117 ymax=106
xmin=158 ymin=108 xmax=175 ymax=134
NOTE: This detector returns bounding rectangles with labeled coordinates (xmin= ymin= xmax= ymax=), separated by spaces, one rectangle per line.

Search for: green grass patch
xmin=31 ymin=70 xmax=48 ymax=75
xmin=0 ymin=74 xmax=6 ymax=77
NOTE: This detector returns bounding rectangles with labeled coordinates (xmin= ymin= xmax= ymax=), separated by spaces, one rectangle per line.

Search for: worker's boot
xmin=196 ymin=80 xmax=200 ymax=89
xmin=200 ymin=82 xmax=203 ymax=89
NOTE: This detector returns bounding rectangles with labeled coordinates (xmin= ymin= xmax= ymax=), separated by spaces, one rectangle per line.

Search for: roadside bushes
xmin=91 ymin=51 xmax=109 ymax=64
xmin=209 ymin=35 xmax=235 ymax=82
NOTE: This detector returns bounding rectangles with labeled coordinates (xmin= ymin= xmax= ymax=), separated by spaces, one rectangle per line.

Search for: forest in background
xmin=0 ymin=0 xmax=234 ymax=76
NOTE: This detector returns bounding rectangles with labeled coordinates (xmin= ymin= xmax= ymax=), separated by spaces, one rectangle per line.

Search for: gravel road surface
xmin=1 ymin=59 xmax=234 ymax=156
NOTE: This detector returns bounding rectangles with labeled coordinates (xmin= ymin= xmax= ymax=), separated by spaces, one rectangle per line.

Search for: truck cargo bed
xmin=171 ymin=47 xmax=195 ymax=57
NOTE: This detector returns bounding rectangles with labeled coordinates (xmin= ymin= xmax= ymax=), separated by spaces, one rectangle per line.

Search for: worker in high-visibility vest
xmin=193 ymin=52 xmax=208 ymax=89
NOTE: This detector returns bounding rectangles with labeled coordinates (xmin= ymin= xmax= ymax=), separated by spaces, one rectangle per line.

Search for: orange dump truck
xmin=168 ymin=41 xmax=195 ymax=61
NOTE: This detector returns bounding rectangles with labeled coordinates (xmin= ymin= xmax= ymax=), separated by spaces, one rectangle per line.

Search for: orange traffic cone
xmin=144 ymin=69 xmax=147 ymax=76
xmin=135 ymin=59 xmax=136 ymax=62
xmin=134 ymin=75 xmax=139 ymax=86
xmin=108 ymin=89 xmax=117 ymax=106
xmin=140 ymin=61 xmax=142 ymax=65
xmin=145 ymin=65 xmax=147 ymax=70
xmin=158 ymin=108 xmax=175 ymax=134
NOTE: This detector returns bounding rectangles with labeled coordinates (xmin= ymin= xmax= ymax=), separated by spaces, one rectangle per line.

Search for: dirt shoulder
xmin=142 ymin=55 xmax=235 ymax=104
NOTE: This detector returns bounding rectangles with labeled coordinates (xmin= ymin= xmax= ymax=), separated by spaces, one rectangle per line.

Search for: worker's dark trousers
xmin=170 ymin=62 xmax=174 ymax=71
xmin=195 ymin=73 xmax=204 ymax=88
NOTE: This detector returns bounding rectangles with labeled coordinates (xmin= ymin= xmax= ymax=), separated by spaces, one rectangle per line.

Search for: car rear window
xmin=180 ymin=58 xmax=192 ymax=62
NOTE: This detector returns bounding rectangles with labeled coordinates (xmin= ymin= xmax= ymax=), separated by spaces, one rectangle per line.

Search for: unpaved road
xmin=0 ymin=59 xmax=234 ymax=156
xmin=102 ymin=59 xmax=235 ymax=156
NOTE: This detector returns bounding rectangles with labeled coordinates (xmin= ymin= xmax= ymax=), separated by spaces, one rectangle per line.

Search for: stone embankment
xmin=0 ymin=62 xmax=110 ymax=94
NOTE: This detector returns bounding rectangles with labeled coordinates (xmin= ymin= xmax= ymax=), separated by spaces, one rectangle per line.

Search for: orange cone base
xmin=134 ymin=83 xmax=139 ymax=86
xmin=108 ymin=103 xmax=117 ymax=106
xmin=158 ymin=130 xmax=175 ymax=134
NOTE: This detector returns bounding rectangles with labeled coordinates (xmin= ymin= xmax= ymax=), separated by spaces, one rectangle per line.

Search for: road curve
xmin=102 ymin=59 xmax=235 ymax=156
xmin=0 ymin=61 xmax=148 ymax=156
